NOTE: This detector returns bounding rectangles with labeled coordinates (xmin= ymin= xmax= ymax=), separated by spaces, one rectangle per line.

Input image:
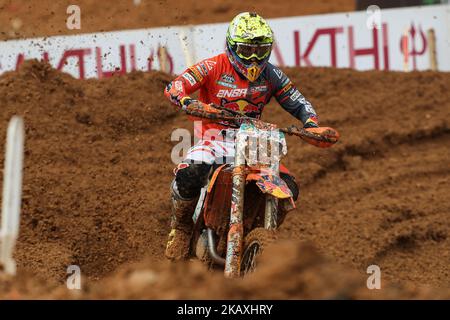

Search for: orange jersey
xmin=164 ymin=53 xmax=318 ymax=138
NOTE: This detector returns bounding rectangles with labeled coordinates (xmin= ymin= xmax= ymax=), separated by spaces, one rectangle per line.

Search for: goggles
xmin=235 ymin=43 xmax=272 ymax=61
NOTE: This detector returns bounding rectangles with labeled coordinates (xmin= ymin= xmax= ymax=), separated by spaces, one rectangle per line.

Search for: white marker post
xmin=178 ymin=26 xmax=195 ymax=68
xmin=0 ymin=116 xmax=25 ymax=275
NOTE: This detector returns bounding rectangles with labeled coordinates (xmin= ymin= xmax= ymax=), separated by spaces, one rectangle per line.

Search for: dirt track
xmin=0 ymin=60 xmax=448 ymax=299
xmin=0 ymin=0 xmax=449 ymax=299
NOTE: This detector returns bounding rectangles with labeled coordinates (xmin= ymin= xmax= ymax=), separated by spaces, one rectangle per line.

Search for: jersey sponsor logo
xmin=216 ymin=80 xmax=237 ymax=89
xmin=182 ymin=73 xmax=197 ymax=86
xmin=250 ymin=85 xmax=268 ymax=93
xmin=220 ymin=73 xmax=235 ymax=84
xmin=288 ymin=87 xmax=296 ymax=95
xmin=188 ymin=67 xmax=204 ymax=82
xmin=281 ymin=78 xmax=290 ymax=87
xmin=220 ymin=98 xmax=263 ymax=116
xmin=217 ymin=73 xmax=237 ymax=88
xmin=201 ymin=63 xmax=209 ymax=75
xmin=290 ymin=89 xmax=301 ymax=102
xmin=277 ymin=82 xmax=293 ymax=96
xmin=196 ymin=64 xmax=208 ymax=77
xmin=289 ymin=89 xmax=316 ymax=113
xmin=173 ymin=80 xmax=184 ymax=92
xmin=217 ymin=88 xmax=248 ymax=98
xmin=304 ymin=103 xmax=316 ymax=114
xmin=273 ymin=68 xmax=284 ymax=79
xmin=205 ymin=60 xmax=217 ymax=70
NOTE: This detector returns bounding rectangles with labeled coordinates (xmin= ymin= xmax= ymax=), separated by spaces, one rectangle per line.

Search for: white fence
xmin=0 ymin=4 xmax=449 ymax=78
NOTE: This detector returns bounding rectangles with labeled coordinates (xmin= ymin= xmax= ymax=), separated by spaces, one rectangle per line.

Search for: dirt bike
xmin=181 ymin=102 xmax=340 ymax=278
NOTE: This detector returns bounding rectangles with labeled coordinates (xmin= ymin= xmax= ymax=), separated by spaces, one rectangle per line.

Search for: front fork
xmin=224 ymin=133 xmax=280 ymax=278
xmin=224 ymin=132 xmax=246 ymax=278
xmin=264 ymin=159 xmax=279 ymax=230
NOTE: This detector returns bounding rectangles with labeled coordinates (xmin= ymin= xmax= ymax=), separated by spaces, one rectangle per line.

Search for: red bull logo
xmin=256 ymin=175 xmax=292 ymax=199
xmin=220 ymin=98 xmax=263 ymax=116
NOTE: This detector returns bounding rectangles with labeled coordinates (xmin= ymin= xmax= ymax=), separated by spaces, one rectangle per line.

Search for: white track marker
xmin=178 ymin=27 xmax=195 ymax=67
xmin=427 ymin=29 xmax=437 ymax=71
xmin=0 ymin=116 xmax=25 ymax=276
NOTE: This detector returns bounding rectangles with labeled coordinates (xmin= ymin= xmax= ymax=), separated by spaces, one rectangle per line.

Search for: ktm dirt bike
xmin=181 ymin=102 xmax=339 ymax=278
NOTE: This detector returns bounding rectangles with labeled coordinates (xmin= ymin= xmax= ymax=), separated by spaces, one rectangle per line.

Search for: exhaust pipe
xmin=207 ymin=229 xmax=225 ymax=266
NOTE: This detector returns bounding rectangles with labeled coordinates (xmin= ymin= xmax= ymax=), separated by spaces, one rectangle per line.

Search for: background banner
xmin=0 ymin=4 xmax=448 ymax=78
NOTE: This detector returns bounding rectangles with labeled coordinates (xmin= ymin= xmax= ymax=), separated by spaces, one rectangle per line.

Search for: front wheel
xmin=240 ymin=228 xmax=277 ymax=276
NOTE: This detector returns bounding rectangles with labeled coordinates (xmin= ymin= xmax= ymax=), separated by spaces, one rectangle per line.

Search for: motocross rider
xmin=164 ymin=12 xmax=320 ymax=260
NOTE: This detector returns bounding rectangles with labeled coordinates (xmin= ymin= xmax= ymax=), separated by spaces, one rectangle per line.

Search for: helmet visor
xmin=235 ymin=43 xmax=272 ymax=61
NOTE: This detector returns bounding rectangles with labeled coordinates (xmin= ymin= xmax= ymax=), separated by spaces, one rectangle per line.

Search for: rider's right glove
xmin=183 ymin=100 xmax=220 ymax=114
xmin=180 ymin=96 xmax=194 ymax=110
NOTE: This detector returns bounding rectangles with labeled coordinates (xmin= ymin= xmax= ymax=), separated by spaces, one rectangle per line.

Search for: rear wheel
xmin=240 ymin=228 xmax=277 ymax=276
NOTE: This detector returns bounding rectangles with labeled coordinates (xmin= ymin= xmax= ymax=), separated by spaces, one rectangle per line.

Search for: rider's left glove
xmin=303 ymin=117 xmax=319 ymax=129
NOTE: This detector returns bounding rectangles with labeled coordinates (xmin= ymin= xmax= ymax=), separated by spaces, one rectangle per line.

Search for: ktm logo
xmin=220 ymin=73 xmax=235 ymax=83
xmin=205 ymin=60 xmax=217 ymax=70
xmin=221 ymin=98 xmax=263 ymax=115
xmin=217 ymin=88 xmax=248 ymax=98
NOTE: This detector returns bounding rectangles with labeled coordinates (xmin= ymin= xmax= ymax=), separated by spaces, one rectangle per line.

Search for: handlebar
xmin=182 ymin=101 xmax=339 ymax=148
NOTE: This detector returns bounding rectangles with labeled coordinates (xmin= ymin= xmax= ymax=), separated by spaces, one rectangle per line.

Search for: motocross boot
xmin=165 ymin=189 xmax=197 ymax=260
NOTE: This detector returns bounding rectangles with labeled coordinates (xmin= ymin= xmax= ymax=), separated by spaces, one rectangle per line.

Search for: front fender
xmin=247 ymin=172 xmax=293 ymax=199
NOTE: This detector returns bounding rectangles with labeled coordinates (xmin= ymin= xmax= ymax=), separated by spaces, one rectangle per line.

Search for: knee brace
xmin=174 ymin=163 xmax=212 ymax=199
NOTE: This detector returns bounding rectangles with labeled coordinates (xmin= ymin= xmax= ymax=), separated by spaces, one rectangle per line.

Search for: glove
xmin=180 ymin=96 xmax=196 ymax=110
xmin=182 ymin=100 xmax=221 ymax=116
xmin=180 ymin=96 xmax=194 ymax=108
xmin=303 ymin=117 xmax=319 ymax=129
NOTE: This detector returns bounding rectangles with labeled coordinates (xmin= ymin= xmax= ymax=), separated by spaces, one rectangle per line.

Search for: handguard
xmin=281 ymin=126 xmax=340 ymax=148
xmin=183 ymin=101 xmax=237 ymax=121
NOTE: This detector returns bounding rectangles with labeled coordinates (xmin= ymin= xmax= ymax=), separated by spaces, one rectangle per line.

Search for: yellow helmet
xmin=226 ymin=12 xmax=274 ymax=82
